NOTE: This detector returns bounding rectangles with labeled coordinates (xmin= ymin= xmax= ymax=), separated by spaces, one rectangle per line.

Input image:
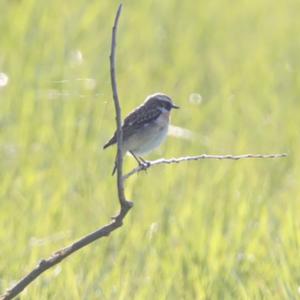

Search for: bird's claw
xmin=139 ymin=161 xmax=150 ymax=172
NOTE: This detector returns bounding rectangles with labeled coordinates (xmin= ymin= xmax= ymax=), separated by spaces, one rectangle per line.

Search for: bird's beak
xmin=172 ymin=103 xmax=180 ymax=109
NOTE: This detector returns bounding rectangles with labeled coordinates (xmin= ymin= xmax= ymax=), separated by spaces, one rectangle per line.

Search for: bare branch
xmin=109 ymin=3 xmax=131 ymax=209
xmin=0 ymin=4 xmax=132 ymax=300
xmin=123 ymin=153 xmax=288 ymax=180
xmin=0 ymin=3 xmax=288 ymax=300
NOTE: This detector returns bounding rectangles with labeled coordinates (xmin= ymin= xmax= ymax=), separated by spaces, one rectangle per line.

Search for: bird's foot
xmin=138 ymin=156 xmax=150 ymax=169
xmin=138 ymin=160 xmax=150 ymax=172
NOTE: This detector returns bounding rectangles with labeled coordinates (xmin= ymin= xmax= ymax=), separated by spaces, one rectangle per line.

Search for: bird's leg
xmin=129 ymin=151 xmax=149 ymax=171
xmin=129 ymin=151 xmax=142 ymax=164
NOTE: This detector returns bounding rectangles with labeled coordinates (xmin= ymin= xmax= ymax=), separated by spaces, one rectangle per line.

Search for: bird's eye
xmin=165 ymin=102 xmax=172 ymax=111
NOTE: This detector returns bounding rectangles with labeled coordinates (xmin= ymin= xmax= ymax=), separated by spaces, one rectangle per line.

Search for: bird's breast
xmin=154 ymin=110 xmax=170 ymax=128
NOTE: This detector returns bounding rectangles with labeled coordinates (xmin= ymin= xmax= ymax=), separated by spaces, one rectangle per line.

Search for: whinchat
xmin=103 ymin=93 xmax=179 ymax=174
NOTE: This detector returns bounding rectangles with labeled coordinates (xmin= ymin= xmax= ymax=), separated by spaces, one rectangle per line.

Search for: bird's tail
xmin=103 ymin=134 xmax=117 ymax=150
xmin=112 ymin=160 xmax=117 ymax=176
xmin=103 ymin=139 xmax=114 ymax=149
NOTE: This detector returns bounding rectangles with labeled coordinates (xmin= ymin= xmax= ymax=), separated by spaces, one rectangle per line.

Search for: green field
xmin=0 ymin=0 xmax=299 ymax=299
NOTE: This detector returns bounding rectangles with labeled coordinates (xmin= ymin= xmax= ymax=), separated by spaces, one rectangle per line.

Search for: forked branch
xmin=0 ymin=4 xmax=287 ymax=300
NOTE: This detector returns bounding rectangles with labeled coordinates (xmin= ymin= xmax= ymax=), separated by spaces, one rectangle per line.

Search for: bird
xmin=103 ymin=93 xmax=180 ymax=175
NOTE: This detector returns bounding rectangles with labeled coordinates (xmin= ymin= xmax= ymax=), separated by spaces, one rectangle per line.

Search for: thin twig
xmin=0 ymin=4 xmax=131 ymax=300
xmin=123 ymin=153 xmax=288 ymax=180
xmin=0 ymin=4 xmax=288 ymax=299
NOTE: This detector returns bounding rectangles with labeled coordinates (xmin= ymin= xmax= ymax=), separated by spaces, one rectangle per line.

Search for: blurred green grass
xmin=0 ymin=0 xmax=299 ymax=299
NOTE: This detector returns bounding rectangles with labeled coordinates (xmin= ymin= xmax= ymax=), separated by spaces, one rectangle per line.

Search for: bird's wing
xmin=122 ymin=105 xmax=161 ymax=138
xmin=103 ymin=105 xmax=161 ymax=149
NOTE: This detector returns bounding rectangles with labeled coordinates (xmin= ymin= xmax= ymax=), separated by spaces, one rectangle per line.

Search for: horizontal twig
xmin=123 ymin=153 xmax=288 ymax=180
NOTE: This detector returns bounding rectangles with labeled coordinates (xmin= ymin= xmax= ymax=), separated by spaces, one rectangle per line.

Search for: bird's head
xmin=144 ymin=93 xmax=180 ymax=112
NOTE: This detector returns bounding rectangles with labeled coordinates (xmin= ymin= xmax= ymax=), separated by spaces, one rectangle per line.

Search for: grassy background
xmin=0 ymin=0 xmax=299 ymax=299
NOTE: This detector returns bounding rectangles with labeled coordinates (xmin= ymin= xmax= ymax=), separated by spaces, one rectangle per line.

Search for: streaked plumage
xmin=103 ymin=93 xmax=179 ymax=174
